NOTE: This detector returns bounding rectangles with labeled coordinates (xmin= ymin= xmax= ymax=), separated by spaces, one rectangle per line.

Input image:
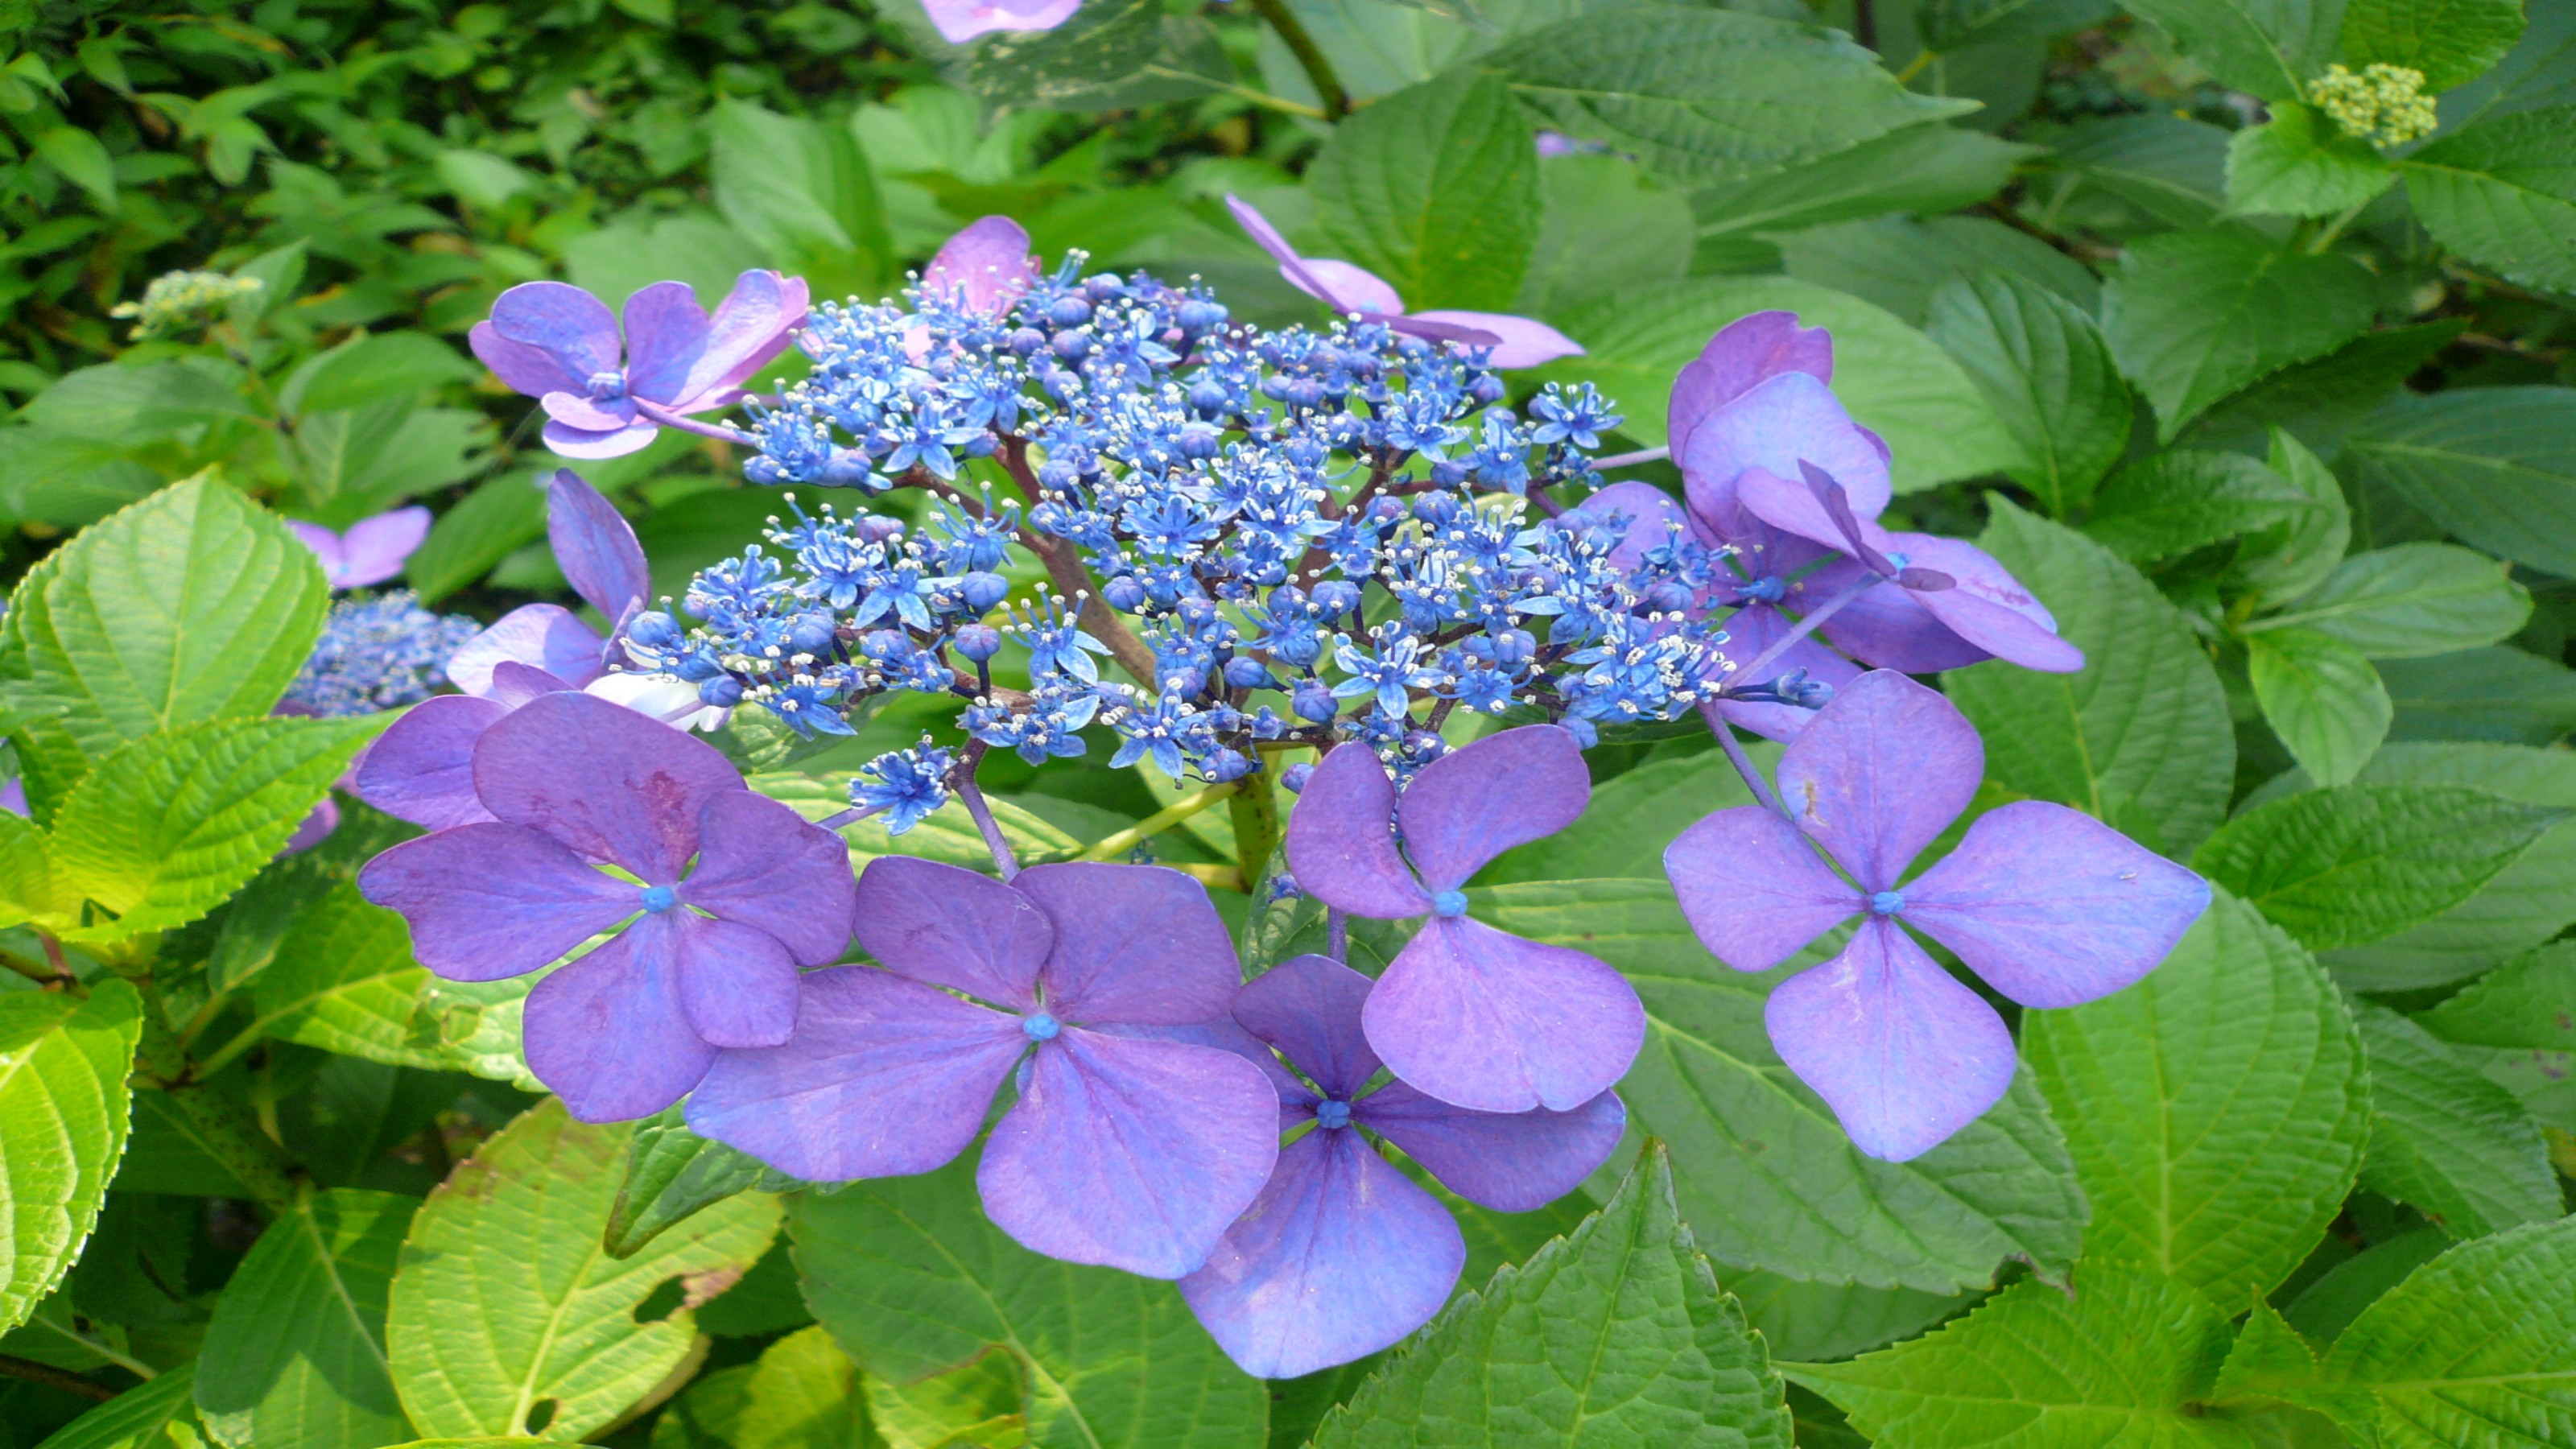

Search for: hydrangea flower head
xmin=472 ymin=271 xmax=807 ymax=459
xmin=282 ymin=591 xmax=481 ymax=717
xmin=1285 ymin=724 xmax=1645 ymax=1113
xmin=289 ymin=506 xmax=431 ymax=590
xmin=1180 ymin=954 xmax=1624 ymax=1377
xmin=359 ymin=691 xmax=857 ymax=1121
xmin=687 ymin=857 xmax=1280 ymax=1278
xmin=1663 ymin=670 xmax=2210 ymax=1160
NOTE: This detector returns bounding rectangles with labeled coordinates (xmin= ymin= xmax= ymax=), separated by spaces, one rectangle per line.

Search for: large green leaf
xmin=1690 ymin=126 xmax=2035 ymax=242
xmin=2246 ymin=626 xmax=2394 ymax=787
xmin=1777 ymin=215 xmax=2099 ymax=328
xmin=966 ymin=0 xmax=1227 ymax=113
xmin=2116 ymin=0 xmax=2343 ymax=99
xmin=2353 ymin=1005 xmax=2560 ymax=1239
xmin=2223 ymin=102 xmax=2394 ymax=217
xmin=2085 ymin=448 xmax=2319 ymax=563
xmin=1538 ymin=276 xmax=2017 ymax=489
xmin=387 ymin=1100 xmax=782 ymax=1443
xmin=1309 ymin=70 xmax=1538 ymax=312
xmin=0 ymin=477 xmax=328 ymax=816
xmin=2101 ymin=229 xmax=2379 ymax=442
xmin=0 ymin=981 xmax=141 ymax=1335
xmin=1486 ymin=8 xmax=1973 ymax=186
xmin=196 ymin=1189 xmax=419 ymax=1449
xmin=1484 ymin=747 xmax=1761 ymax=884
xmin=2050 ymin=114 xmax=2231 ymax=229
xmin=2416 ymin=939 xmax=2576 ymax=1049
xmin=47 ymin=714 xmax=385 ymax=943
xmin=2401 ymin=107 xmax=2576 ymax=294
xmin=1313 ymin=1143 xmax=1792 ymax=1449
xmin=243 ymin=881 xmax=445 ymax=1071
xmin=2252 ymin=542 xmax=2531 ymax=658
xmin=2340 ymin=0 xmax=2527 ymax=91
xmin=2025 ymin=891 xmax=2368 ymax=1301
xmin=1923 ymin=272 xmax=2131 ymax=518
xmin=792 ymin=1154 xmax=1266 ymax=1449
xmin=2380 ymin=646 xmax=2576 ymax=745
xmin=2344 ymin=385 xmax=2576 ymax=579
xmin=2190 ymin=784 xmax=2565 ymax=950
xmin=1484 ymin=881 xmax=2087 ymax=1294
xmin=605 ymin=1107 xmax=795 ymax=1261
xmin=2185 ymin=322 xmax=2464 ymax=459
xmin=1947 ymin=500 xmax=2236 ymax=853
xmin=2321 ymin=1216 xmax=2576 ymax=1447
xmin=731 ymin=1325 xmax=871 ymax=1448
xmin=1515 ymin=153 xmax=1695 ymax=318
xmin=33 ymin=1361 xmax=201 ymax=1448
xmin=708 ymin=100 xmax=891 ymax=299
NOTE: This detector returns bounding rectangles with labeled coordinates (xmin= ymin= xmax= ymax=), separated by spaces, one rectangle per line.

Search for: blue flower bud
xmin=698 ymin=675 xmax=744 ymax=706
xmin=1084 ymin=274 xmax=1125 ymax=300
xmin=1492 ymin=628 xmax=1538 ymax=667
xmin=786 ymin=613 xmax=839 ymax=655
xmin=1038 ymin=458 xmax=1081 ymax=491
xmin=1177 ymin=299 xmax=1227 ymax=333
xmin=1292 ymin=679 xmax=1339 ymax=723
xmin=1224 ymin=656 xmax=1272 ymax=689
xmin=676 ymin=650 xmax=724 ymax=682
xmin=1049 ymin=295 xmax=1093 ymax=327
xmin=953 ymin=623 xmax=1003 ymax=662
xmin=1202 ymin=746 xmax=1257 ymax=782
xmin=1312 ymin=580 xmax=1362 ymax=618
xmin=958 ymin=571 xmax=1010 ymax=611
xmin=1280 ymin=762 xmax=1315 ymax=793
xmin=1468 ymin=373 xmax=1506 ymax=406
xmin=630 ymin=611 xmax=684 ymax=651
xmin=1187 ymin=380 xmax=1230 ymax=416
xmin=1103 ymin=574 xmax=1147 ymax=612
xmin=1008 ymin=327 xmax=1046 ymax=355
xmin=1052 ymin=331 xmax=1091 ymax=361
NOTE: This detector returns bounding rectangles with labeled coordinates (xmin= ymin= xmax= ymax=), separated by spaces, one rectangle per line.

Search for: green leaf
xmin=1922 ymin=0 xmax=2117 ymax=51
xmin=966 ymin=0 xmax=1228 ymax=114
xmin=605 ymin=1107 xmax=794 ymax=1261
xmin=1310 ymin=71 xmax=1538 ymax=312
xmin=2191 ymin=784 xmax=2566 ymax=950
xmin=2117 ymin=0 xmax=2344 ymax=99
xmin=33 ymin=1361 xmax=200 ymax=1449
xmin=2184 ymin=320 xmax=2465 ymax=459
xmin=1690 ymin=126 xmax=2037 ymax=241
xmin=792 ymin=1154 xmax=1269 ymax=1449
xmin=1483 ymin=881 xmax=2087 ymax=1294
xmin=2101 ymin=229 xmax=2379 ymax=442
xmin=2228 ymin=428 xmax=2353 ymax=606
xmin=2417 ymin=939 xmax=2576 ymax=1049
xmin=2280 ymin=1224 xmax=2452 ymax=1344
xmin=2321 ymin=1216 xmax=2576 ymax=1449
xmin=1923 ymin=272 xmax=2131 ymax=517
xmin=1790 ymin=1259 xmax=2255 ymax=1447
xmin=2087 ymin=448 xmax=2320 ymax=564
xmin=2223 ymin=102 xmax=2396 ymax=217
xmin=1313 ymin=1143 xmax=1792 ymax=1449
xmin=865 ymin=1350 xmax=1023 ymax=1449
xmin=733 ymin=1325 xmax=872 ymax=1448
xmin=1947 ymin=499 xmax=2237 ymax=852
xmin=196 ymin=1188 xmax=418 ymax=1449
xmin=0 ymin=477 xmax=329 ymax=816
xmin=1515 ymin=155 xmax=1695 ymax=318
xmin=243 ymin=881 xmax=447 ymax=1071
xmin=0 ymin=981 xmax=141 ymax=1335
xmin=1487 ymin=8 xmax=1975 ymax=186
xmin=279 ymin=332 xmax=481 ymax=420
xmin=2252 ymin=542 xmax=2531 ymax=657
xmin=2353 ymin=1005 xmax=2561 ymax=1238
xmin=21 ymin=365 xmax=250 ymax=444
xmin=35 ymin=126 xmax=115 ymax=207
xmin=709 ymin=100 xmax=892 ymax=301
xmin=387 ymin=1099 xmax=782 ymax=1443
xmin=2343 ymin=385 xmax=2576 ymax=579
xmin=2440 ymin=0 xmax=2576 ymax=128
xmin=2025 ymin=890 xmax=2369 ymax=1300
xmin=2210 ymin=1299 xmax=2318 ymax=1406
xmin=1537 ymin=276 xmax=2018 ymax=489
xmin=436 ymin=151 xmax=538 ymax=209
xmin=2380 ymin=647 xmax=2576 ymax=744
xmin=2050 ymin=114 xmax=2233 ymax=229
xmin=2341 ymin=0 xmax=2527 ymax=91
xmin=2400 ymin=106 xmax=2576 ymax=293
xmin=752 ymin=773 xmax=1083 ymax=873
xmin=2247 ymin=627 xmax=2394 ymax=787
xmin=47 ymin=714 xmax=386 ymax=943
xmin=0 ymin=811 xmax=64 ymax=931
xmin=1777 ymin=215 xmax=2099 ymax=328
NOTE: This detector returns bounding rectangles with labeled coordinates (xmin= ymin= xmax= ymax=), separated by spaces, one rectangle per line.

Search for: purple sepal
xmin=1774 ymin=670 xmax=1982 ymax=893
xmin=447 ymin=604 xmax=607 ymax=695
xmin=352 ymin=693 xmax=508 ymax=830
xmin=1363 ymin=914 xmax=1644 ymax=1114
xmin=357 ymin=822 xmax=634 ymax=982
xmin=1670 ymin=312 xmax=1833 ymax=455
xmin=850 ymin=855 xmax=1049 ymax=1009
xmin=667 ymin=910 xmax=802 ymax=1049
xmin=1013 ymin=861 xmax=1242 ymax=1027
xmin=1397 ymin=724 xmax=1588 ymax=894
xmin=1231 ymin=954 xmax=1380 ymax=1100
xmin=923 ymin=217 xmax=1042 ymax=314
xmin=1408 ymin=311 xmax=1583 ymax=369
xmin=522 ymin=918 xmax=720 ymax=1123
xmin=472 ymin=691 xmax=742 ymax=884
xmin=683 ymin=790 xmax=857 ymax=967
xmin=1283 ymin=742 xmax=1430 ymax=920
xmin=1679 ymin=371 xmax=1888 ymax=545
xmin=547 ymin=471 xmax=650 ymax=625
xmin=291 ymin=507 xmax=431 ymax=590
xmin=1357 ymin=1080 xmax=1625 ymax=1213
xmin=1665 ymin=803 xmax=1859 ymax=972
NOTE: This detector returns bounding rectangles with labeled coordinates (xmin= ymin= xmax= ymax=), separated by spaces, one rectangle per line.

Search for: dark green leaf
xmin=1922 ymin=0 xmax=2115 ymax=50
xmin=1310 ymin=71 xmax=1539 ymax=312
xmin=1516 ymin=155 xmax=1694 ymax=317
xmin=2320 ymin=1216 xmax=2576 ymax=1448
xmin=2343 ymin=385 xmax=2576 ymax=579
xmin=2341 ymin=0 xmax=2527 ymax=92
xmin=1924 ymin=272 xmax=2130 ymax=516
xmin=2227 ymin=427 xmax=2353 ymax=605
xmin=2101 ymin=229 xmax=2379 ymax=441
xmin=1690 ymin=126 xmax=2035 ymax=240
xmin=605 ymin=1106 xmax=796 ymax=1260
xmin=404 ymin=471 xmax=550 ymax=605
xmin=709 ymin=100 xmax=892 ymax=299
xmin=2118 ymin=0 xmax=2343 ymax=99
xmin=21 ymin=364 xmax=250 ymax=442
xmin=32 ymin=1361 xmax=200 ymax=1448
xmin=2252 ymin=542 xmax=2530 ymax=658
xmin=196 ymin=1189 xmax=417 ymax=1449
xmin=968 ymin=0 xmax=1228 ymax=114
xmin=2401 ymin=107 xmax=2576 ymax=293
xmin=1777 ymin=215 xmax=2099 ymax=327
xmin=2354 ymin=1005 xmax=2561 ymax=1238
xmin=2223 ymin=102 xmax=2395 ymax=217
xmin=2050 ymin=114 xmax=2231 ymax=228
xmin=2416 ymin=939 xmax=2576 ymax=1050
xmin=2181 ymin=320 xmax=2465 ymax=458
xmin=279 ymin=332 xmax=480 ymax=419
xmin=2380 ymin=647 xmax=2576 ymax=744
xmin=2085 ymin=448 xmax=2318 ymax=562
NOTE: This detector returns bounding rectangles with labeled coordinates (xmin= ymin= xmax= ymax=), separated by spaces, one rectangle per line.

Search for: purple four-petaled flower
xmin=358 ymin=691 xmax=856 ymax=1122
xmin=686 ymin=855 xmax=1281 ymax=1279
xmin=288 ymin=506 xmax=431 ymax=591
xmin=1664 ymin=670 xmax=2210 ymax=1161
xmin=1180 ymin=954 xmax=1624 ymax=1378
xmin=1286 ymin=725 xmax=1645 ymax=1114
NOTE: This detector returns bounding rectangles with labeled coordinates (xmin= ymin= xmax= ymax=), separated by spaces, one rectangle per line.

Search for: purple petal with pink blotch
xmin=1765 ymin=917 xmax=2018 ymax=1162
xmin=680 ymin=789 xmax=856 ymax=966
xmin=1408 ymin=311 xmax=1585 ymax=369
xmin=472 ymin=691 xmax=741 ymax=883
xmin=522 ymin=919 xmax=719 ymax=1122
xmin=851 ymin=856 xmax=1050 ymax=1008
xmin=487 ymin=282 xmax=623 ymax=384
xmin=357 ymin=822 xmax=637 ymax=981
xmin=618 ymin=281 xmax=710 ymax=405
xmin=1233 ymin=954 xmax=1381 ymax=1100
xmin=979 ymin=1029 xmax=1281 ymax=1278
xmin=918 ymin=0 xmax=1080 ymax=43
xmin=335 ymin=507 xmax=431 ymax=588
xmin=1285 ymin=743 xmax=1430 ymax=919
xmin=541 ymin=388 xmax=638 ymax=434
xmin=1670 ymin=312 xmax=1833 ymax=455
xmin=471 ymin=323 xmax=587 ymax=400
xmin=1567 ymin=481 xmax=1690 ymax=573
xmin=1397 ymin=725 xmax=1589 ymax=894
xmin=446 ymin=604 xmax=607 ymax=695
xmin=1704 ymin=604 xmax=1863 ymax=743
xmin=1901 ymin=801 xmax=2211 ymax=1008
xmin=1013 ymin=862 xmax=1242 ymax=1026
xmin=1356 ymin=1080 xmax=1624 ymax=1212
xmin=924 ymin=217 xmax=1041 ymax=315
xmin=280 ymin=795 xmax=339 ymax=857
xmin=1776 ymin=670 xmax=1982 ymax=894
xmin=659 ymin=910 xmax=800 ymax=1048
xmin=687 ymin=966 xmax=1027 ymax=1180
xmin=1665 ymin=803 xmax=1860 ymax=972
xmin=1179 ymin=1128 xmax=1464 ymax=1380
xmin=540 ymin=417 xmax=659 ymax=459
xmin=684 ymin=270 xmax=807 ymax=402
xmin=547 ymin=471 xmax=650 ymax=625
xmin=1679 ymin=373 xmax=1889 ymax=545
xmin=1298 ymin=260 xmax=1406 ymax=317
xmin=1364 ymin=914 xmax=1644 ymax=1114
xmin=353 ymin=694 xmax=508 ymax=830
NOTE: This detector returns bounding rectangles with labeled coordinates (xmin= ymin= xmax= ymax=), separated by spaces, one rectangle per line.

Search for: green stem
xmin=0 ymin=1353 xmax=118 ymax=1402
xmin=1246 ymin=0 xmax=1349 ymax=119
xmin=2307 ymin=196 xmax=2371 ymax=253
xmin=1228 ymin=766 xmax=1282 ymax=895
xmin=1075 ymin=781 xmax=1241 ymax=862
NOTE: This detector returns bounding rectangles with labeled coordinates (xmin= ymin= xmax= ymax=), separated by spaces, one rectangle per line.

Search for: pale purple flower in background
xmin=1285 ymin=725 xmax=1644 ymax=1114
xmin=921 ymin=215 xmax=1042 ymax=314
xmin=1664 ymin=670 xmax=2209 ymax=1161
xmin=359 ymin=691 xmax=855 ymax=1122
xmin=1180 ymin=954 xmax=1623 ymax=1378
xmin=472 ymin=270 xmax=808 ymax=459
xmin=919 ymin=0 xmax=1080 ymax=43
xmin=0 ymin=777 xmax=23 ymax=816
xmin=1224 ymin=196 xmax=1584 ymax=369
xmin=687 ymin=856 xmax=1280 ymax=1279
xmin=288 ymin=506 xmax=431 ymax=590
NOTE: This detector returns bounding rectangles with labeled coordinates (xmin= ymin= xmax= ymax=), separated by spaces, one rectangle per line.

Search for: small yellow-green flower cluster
xmin=2310 ymin=62 xmax=2439 ymax=148
xmin=109 ymin=269 xmax=265 ymax=340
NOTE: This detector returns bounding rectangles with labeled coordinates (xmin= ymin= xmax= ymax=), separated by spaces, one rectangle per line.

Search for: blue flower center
xmin=1742 ymin=576 xmax=1787 ymax=604
xmin=1431 ymin=890 xmax=1470 ymax=918
xmin=586 ymin=369 xmax=628 ymax=401
xmin=640 ymin=885 xmax=679 ymax=914
xmin=1022 ymin=1012 xmax=1060 ymax=1042
xmin=1314 ymin=1099 xmax=1352 ymax=1129
xmin=1869 ymin=890 xmax=1905 ymax=916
